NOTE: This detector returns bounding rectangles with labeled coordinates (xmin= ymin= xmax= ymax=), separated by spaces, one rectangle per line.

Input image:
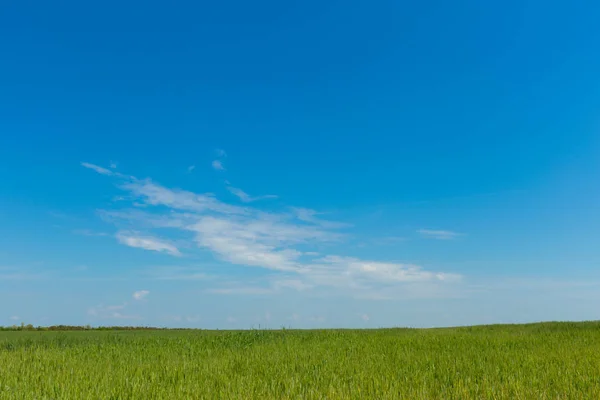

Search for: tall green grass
xmin=1 ymin=321 xmax=599 ymax=399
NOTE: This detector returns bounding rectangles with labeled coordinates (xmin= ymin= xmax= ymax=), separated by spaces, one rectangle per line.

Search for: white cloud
xmin=188 ymin=215 xmax=340 ymax=272
xmin=226 ymin=316 xmax=236 ymax=323
xmin=212 ymin=160 xmax=225 ymax=171
xmin=359 ymin=313 xmax=370 ymax=321
xmin=110 ymin=161 xmax=118 ymax=169
xmin=9 ymin=316 xmax=20 ymax=321
xmin=314 ymin=255 xmax=460 ymax=283
xmin=86 ymin=164 xmax=463 ymax=300
xmin=418 ymin=229 xmax=462 ymax=240
xmin=81 ymin=162 xmax=114 ymax=176
xmin=133 ymin=290 xmax=150 ymax=300
xmin=226 ymin=186 xmax=278 ymax=203
xmin=187 ymin=165 xmax=196 ymax=172
xmin=116 ymin=231 xmax=181 ymax=256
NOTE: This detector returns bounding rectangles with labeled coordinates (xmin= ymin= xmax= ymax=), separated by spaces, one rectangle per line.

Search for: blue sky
xmin=1 ymin=0 xmax=600 ymax=328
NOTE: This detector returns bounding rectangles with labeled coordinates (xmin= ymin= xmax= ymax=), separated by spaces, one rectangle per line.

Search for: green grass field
xmin=1 ymin=321 xmax=599 ymax=399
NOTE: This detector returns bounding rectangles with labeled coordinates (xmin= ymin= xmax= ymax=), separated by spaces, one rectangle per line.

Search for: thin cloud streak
xmin=418 ymin=229 xmax=462 ymax=240
xmin=116 ymin=231 xmax=181 ymax=256
xmin=226 ymin=186 xmax=278 ymax=203
xmin=81 ymin=162 xmax=114 ymax=176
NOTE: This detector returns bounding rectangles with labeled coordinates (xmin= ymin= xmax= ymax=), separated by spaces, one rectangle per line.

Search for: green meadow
xmin=1 ymin=321 xmax=599 ymax=399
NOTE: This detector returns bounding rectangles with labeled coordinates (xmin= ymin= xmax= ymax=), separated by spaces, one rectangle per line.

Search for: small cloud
xmin=132 ymin=290 xmax=149 ymax=301
xmin=116 ymin=231 xmax=181 ymax=256
xmin=187 ymin=165 xmax=196 ymax=173
xmin=226 ymin=186 xmax=278 ymax=203
xmin=81 ymin=162 xmax=114 ymax=176
xmin=73 ymin=229 xmax=109 ymax=237
xmin=9 ymin=316 xmax=20 ymax=321
xmin=359 ymin=313 xmax=370 ymax=321
xmin=417 ymin=229 xmax=462 ymax=240
xmin=226 ymin=316 xmax=236 ymax=323
xmin=212 ymin=160 xmax=225 ymax=171
xmin=264 ymin=312 xmax=271 ymax=321
xmin=109 ymin=161 xmax=118 ymax=169
xmin=215 ymin=149 xmax=227 ymax=158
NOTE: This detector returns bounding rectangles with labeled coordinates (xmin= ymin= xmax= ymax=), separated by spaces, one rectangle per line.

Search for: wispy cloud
xmin=132 ymin=290 xmax=149 ymax=300
xmin=212 ymin=160 xmax=225 ymax=171
xmin=417 ymin=229 xmax=462 ymax=240
xmin=189 ymin=215 xmax=338 ymax=272
xmin=120 ymin=179 xmax=246 ymax=215
xmin=116 ymin=231 xmax=181 ymax=256
xmin=109 ymin=161 xmax=118 ymax=169
xmin=187 ymin=165 xmax=196 ymax=173
xmin=73 ymin=229 xmax=109 ymax=237
xmin=291 ymin=207 xmax=351 ymax=229
xmin=82 ymin=163 xmax=462 ymax=299
xmin=313 ymin=255 xmax=460 ymax=284
xmin=9 ymin=316 xmax=20 ymax=321
xmin=81 ymin=162 xmax=114 ymax=176
xmin=226 ymin=186 xmax=278 ymax=203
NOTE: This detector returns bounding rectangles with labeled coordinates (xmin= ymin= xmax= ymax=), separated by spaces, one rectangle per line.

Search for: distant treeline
xmin=0 ymin=324 xmax=172 ymax=331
